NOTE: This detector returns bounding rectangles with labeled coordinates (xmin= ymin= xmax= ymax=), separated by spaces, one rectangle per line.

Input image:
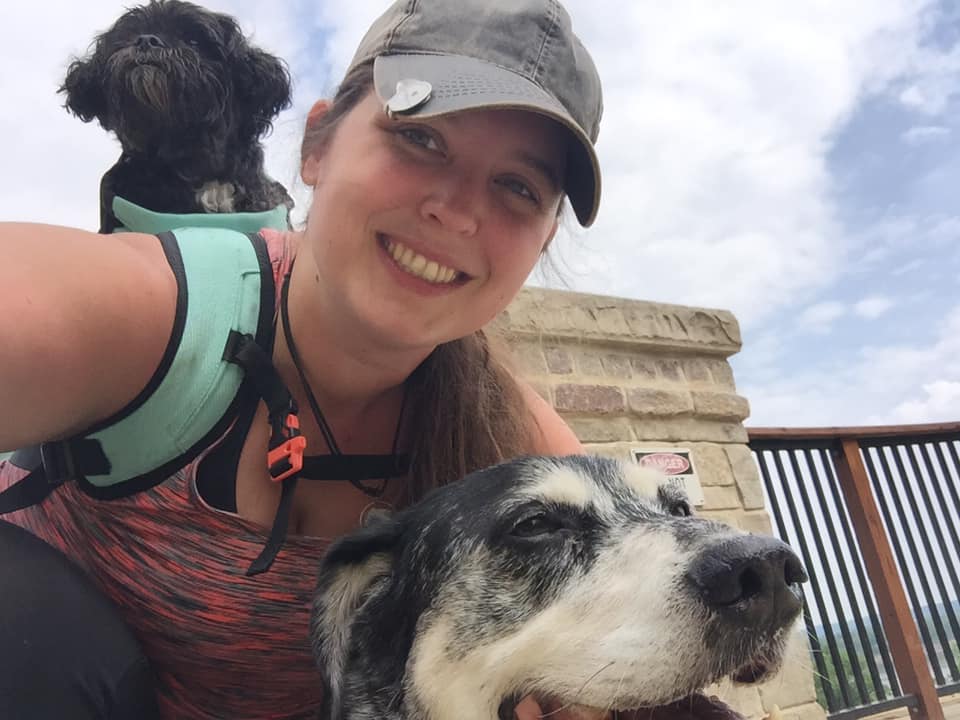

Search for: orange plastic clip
xmin=267 ymin=414 xmax=307 ymax=482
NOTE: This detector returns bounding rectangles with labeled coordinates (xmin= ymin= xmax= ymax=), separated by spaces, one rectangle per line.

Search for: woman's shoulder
xmin=517 ymin=380 xmax=584 ymax=456
xmin=0 ymin=225 xmax=177 ymax=446
xmin=259 ymin=227 xmax=299 ymax=280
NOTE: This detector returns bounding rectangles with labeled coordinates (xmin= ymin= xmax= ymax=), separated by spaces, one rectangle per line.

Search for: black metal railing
xmin=860 ymin=439 xmax=960 ymax=693
xmin=748 ymin=423 xmax=960 ymax=720
xmin=754 ymin=442 xmax=906 ymax=717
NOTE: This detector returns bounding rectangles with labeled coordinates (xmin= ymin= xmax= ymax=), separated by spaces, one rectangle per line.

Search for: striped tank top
xmin=0 ymin=228 xmax=329 ymax=719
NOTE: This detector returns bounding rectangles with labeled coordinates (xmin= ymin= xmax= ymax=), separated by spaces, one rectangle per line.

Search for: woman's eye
xmin=397 ymin=127 xmax=441 ymax=152
xmin=497 ymin=177 xmax=539 ymax=204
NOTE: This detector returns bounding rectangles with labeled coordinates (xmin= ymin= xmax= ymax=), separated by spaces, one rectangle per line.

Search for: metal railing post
xmin=832 ymin=438 xmax=945 ymax=720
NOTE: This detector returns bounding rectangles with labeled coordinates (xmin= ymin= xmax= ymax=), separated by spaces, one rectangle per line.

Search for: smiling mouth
xmin=378 ymin=234 xmax=465 ymax=285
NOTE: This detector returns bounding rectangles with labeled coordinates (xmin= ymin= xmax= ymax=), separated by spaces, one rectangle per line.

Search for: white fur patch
xmin=523 ymin=464 xmax=594 ymax=508
xmin=198 ymin=180 xmax=236 ymax=212
xmin=319 ymin=552 xmax=392 ymax=710
xmin=621 ymin=462 xmax=667 ymax=500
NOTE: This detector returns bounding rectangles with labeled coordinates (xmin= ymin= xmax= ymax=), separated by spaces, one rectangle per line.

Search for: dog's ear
xmin=311 ymin=518 xmax=403 ymax=720
xmin=233 ymin=44 xmax=292 ymax=139
xmin=59 ymin=56 xmax=107 ymax=124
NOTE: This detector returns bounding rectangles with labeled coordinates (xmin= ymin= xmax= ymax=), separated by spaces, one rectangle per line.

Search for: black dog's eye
xmin=184 ymin=31 xmax=213 ymax=52
xmin=511 ymin=513 xmax=563 ymax=538
xmin=668 ymin=500 xmax=692 ymax=518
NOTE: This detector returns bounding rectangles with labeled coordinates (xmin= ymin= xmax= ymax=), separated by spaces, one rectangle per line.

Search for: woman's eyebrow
xmin=515 ymin=151 xmax=562 ymax=193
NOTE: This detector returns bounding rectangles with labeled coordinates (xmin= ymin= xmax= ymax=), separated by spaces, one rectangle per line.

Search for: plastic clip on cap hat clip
xmin=347 ymin=0 xmax=604 ymax=228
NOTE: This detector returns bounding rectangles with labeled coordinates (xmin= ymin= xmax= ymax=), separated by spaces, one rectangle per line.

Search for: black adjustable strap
xmin=223 ymin=331 xmax=296 ymax=436
xmin=245 ymin=475 xmax=299 ymax=576
xmin=0 ymin=468 xmax=59 ymax=514
xmin=0 ymin=439 xmax=110 ymax=514
xmin=223 ymin=330 xmax=306 ymax=576
xmin=299 ymin=454 xmax=410 ymax=481
xmin=223 ymin=330 xmax=306 ymax=481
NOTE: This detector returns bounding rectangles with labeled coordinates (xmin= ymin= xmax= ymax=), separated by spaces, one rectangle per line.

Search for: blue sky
xmin=1 ymin=0 xmax=958 ymax=428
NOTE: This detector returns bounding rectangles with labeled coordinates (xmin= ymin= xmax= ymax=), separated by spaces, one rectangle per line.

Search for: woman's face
xmin=300 ymin=91 xmax=567 ymax=353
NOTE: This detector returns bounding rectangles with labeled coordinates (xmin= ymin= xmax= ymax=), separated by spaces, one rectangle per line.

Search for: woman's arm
xmin=0 ymin=223 xmax=176 ymax=450
xmin=518 ymin=380 xmax=584 ymax=455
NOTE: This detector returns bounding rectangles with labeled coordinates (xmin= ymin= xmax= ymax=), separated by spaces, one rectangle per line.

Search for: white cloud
xmin=3 ymin=0 xmax=942 ymax=325
xmin=896 ymin=43 xmax=960 ymax=115
xmin=742 ymin=303 xmax=960 ymax=426
xmin=889 ymin=380 xmax=960 ymax=423
xmin=892 ymin=257 xmax=926 ymax=276
xmin=901 ymin=124 xmax=951 ymax=144
xmin=854 ymin=295 xmax=895 ymax=318
xmin=798 ymin=301 xmax=847 ymax=333
xmin=1 ymin=0 xmax=958 ymax=428
xmin=848 ymin=212 xmax=960 ymax=273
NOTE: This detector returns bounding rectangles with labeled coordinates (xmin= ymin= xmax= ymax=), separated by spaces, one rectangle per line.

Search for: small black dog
xmin=60 ymin=0 xmax=294 ymax=232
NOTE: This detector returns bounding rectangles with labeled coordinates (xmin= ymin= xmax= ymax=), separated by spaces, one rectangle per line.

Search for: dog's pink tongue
xmin=515 ymin=698 xmax=607 ymax=720
xmin=519 ymin=693 xmax=747 ymax=720
xmin=634 ymin=694 xmax=747 ymax=720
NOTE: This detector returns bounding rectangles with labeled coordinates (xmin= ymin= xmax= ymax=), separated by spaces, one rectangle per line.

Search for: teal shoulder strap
xmin=84 ymin=226 xmax=272 ymax=491
xmin=111 ymin=195 xmax=289 ymax=234
xmin=0 ymin=226 xmax=276 ymax=505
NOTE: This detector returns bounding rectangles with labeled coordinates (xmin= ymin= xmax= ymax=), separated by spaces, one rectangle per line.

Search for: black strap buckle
xmin=39 ymin=441 xmax=78 ymax=484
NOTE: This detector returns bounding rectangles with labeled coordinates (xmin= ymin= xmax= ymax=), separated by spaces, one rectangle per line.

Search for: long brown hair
xmin=299 ymin=61 xmax=540 ymax=502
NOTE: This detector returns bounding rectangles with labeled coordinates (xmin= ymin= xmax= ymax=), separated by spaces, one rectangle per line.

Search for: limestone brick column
xmin=493 ymin=286 xmax=825 ymax=720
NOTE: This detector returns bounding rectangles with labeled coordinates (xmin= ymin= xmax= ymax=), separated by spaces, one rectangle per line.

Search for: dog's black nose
xmin=686 ymin=535 xmax=807 ymax=629
xmin=135 ymin=34 xmax=167 ymax=51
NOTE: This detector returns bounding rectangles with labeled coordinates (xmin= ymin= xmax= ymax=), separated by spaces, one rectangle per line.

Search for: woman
xmin=0 ymin=0 xmax=602 ymax=717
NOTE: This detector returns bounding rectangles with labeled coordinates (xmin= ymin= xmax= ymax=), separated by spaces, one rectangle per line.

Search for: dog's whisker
xmin=598 ymin=666 xmax=629 ymax=720
xmin=535 ymin=661 xmax=617 ymax=718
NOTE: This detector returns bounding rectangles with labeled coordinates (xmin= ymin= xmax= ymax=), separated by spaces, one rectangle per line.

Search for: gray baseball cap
xmin=347 ymin=0 xmax=603 ymax=227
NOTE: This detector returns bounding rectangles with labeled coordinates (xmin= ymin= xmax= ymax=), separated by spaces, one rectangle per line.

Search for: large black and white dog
xmin=60 ymin=0 xmax=294 ymax=232
xmin=312 ymin=455 xmax=807 ymax=720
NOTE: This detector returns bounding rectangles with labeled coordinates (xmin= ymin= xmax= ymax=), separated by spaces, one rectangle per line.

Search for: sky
xmin=2 ymin=0 xmax=958 ymax=429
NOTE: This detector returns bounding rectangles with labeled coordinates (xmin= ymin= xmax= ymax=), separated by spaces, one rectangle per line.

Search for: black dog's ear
xmin=233 ymin=45 xmax=292 ymax=139
xmin=59 ymin=56 xmax=108 ymax=124
xmin=311 ymin=518 xmax=402 ymax=720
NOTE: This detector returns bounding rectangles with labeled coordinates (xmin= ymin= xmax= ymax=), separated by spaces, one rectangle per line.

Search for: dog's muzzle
xmin=686 ymin=535 xmax=807 ymax=631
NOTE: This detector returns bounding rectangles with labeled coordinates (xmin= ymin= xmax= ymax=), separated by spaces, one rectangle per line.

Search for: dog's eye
xmin=668 ymin=500 xmax=692 ymax=518
xmin=510 ymin=513 xmax=562 ymax=538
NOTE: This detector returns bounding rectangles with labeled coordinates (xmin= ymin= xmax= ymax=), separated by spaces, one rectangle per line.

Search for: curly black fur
xmin=60 ymin=0 xmax=294 ymax=232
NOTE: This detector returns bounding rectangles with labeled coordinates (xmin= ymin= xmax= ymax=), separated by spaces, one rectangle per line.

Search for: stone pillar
xmin=493 ymin=286 xmax=826 ymax=720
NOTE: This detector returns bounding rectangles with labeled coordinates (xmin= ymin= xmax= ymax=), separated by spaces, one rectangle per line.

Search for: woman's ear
xmin=301 ymin=99 xmax=333 ymax=186
xmin=541 ymin=217 xmax=560 ymax=254
xmin=307 ymin=98 xmax=332 ymax=127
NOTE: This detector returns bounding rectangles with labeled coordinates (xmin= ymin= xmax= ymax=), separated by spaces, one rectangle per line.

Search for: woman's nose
xmin=419 ymin=178 xmax=481 ymax=237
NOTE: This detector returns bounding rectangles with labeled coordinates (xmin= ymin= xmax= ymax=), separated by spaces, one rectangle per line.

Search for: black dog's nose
xmin=686 ymin=535 xmax=807 ymax=629
xmin=135 ymin=34 xmax=167 ymax=51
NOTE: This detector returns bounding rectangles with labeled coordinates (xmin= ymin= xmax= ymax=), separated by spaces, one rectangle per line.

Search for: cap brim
xmin=374 ymin=53 xmax=600 ymax=227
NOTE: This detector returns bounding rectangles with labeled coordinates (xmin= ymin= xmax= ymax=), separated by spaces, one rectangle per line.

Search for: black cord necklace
xmin=279 ymin=267 xmax=408 ymax=498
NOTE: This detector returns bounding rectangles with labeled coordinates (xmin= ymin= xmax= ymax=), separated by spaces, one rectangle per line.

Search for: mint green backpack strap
xmin=78 ymin=226 xmax=276 ymax=495
xmin=0 ymin=228 xmax=277 ymax=509
xmin=111 ymin=195 xmax=290 ymax=234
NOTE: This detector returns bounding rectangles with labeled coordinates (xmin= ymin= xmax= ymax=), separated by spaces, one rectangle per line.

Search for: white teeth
xmin=385 ymin=238 xmax=459 ymax=285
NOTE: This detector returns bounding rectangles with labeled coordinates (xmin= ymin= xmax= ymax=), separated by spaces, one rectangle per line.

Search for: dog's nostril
xmin=738 ymin=566 xmax=765 ymax=602
xmin=785 ymin=555 xmax=808 ymax=586
xmin=135 ymin=34 xmax=166 ymax=50
xmin=687 ymin=536 xmax=806 ymax=629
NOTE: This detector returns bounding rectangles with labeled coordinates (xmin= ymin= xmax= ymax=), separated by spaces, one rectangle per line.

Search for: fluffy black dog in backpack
xmin=60 ymin=0 xmax=294 ymax=232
